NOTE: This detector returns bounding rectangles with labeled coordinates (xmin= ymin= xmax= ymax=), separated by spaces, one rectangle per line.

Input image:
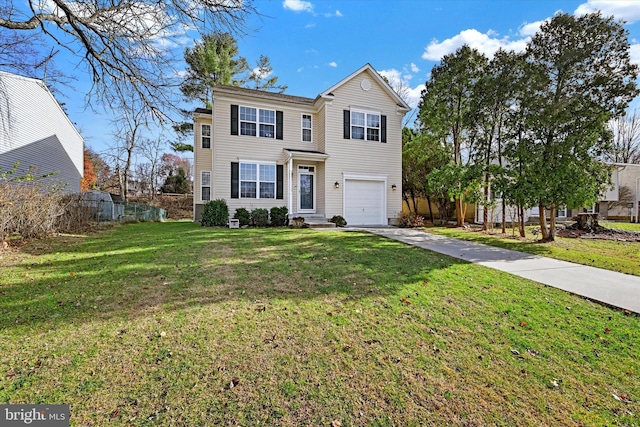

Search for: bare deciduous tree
xmin=607 ymin=109 xmax=640 ymax=164
xmin=0 ymin=0 xmax=256 ymax=113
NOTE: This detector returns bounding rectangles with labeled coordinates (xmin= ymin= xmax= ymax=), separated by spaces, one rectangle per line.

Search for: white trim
xmin=239 ymin=105 xmax=276 ymax=138
xmin=301 ymin=113 xmax=312 ymax=143
xmin=319 ymin=63 xmax=411 ymax=112
xmin=201 ymin=123 xmax=211 ymax=149
xmin=238 ymin=160 xmax=277 ymax=199
xmin=297 ymin=165 xmax=316 ymax=213
xmin=201 ymin=171 xmax=211 ymax=202
xmin=342 ymin=174 xmax=388 ymax=225
xmin=349 ymin=108 xmax=381 ymax=142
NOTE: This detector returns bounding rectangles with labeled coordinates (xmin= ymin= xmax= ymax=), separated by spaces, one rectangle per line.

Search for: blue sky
xmin=58 ymin=0 xmax=640 ymax=157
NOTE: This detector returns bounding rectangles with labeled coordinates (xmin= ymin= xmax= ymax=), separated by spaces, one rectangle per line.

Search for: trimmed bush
xmin=398 ymin=212 xmax=424 ymax=228
xmin=270 ymin=206 xmax=289 ymax=227
xmin=251 ymin=208 xmax=269 ymax=227
xmin=201 ymin=199 xmax=228 ymax=226
xmin=233 ymin=207 xmax=251 ymax=226
xmin=329 ymin=215 xmax=347 ymax=227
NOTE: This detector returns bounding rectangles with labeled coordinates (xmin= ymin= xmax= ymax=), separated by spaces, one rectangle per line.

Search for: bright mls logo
xmin=1 ymin=405 xmax=69 ymax=426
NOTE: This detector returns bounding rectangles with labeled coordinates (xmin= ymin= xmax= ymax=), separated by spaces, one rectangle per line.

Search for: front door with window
xmin=298 ymin=166 xmax=315 ymax=212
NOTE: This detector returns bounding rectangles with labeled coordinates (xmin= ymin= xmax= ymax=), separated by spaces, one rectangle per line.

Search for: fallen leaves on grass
xmin=612 ymin=393 xmax=632 ymax=403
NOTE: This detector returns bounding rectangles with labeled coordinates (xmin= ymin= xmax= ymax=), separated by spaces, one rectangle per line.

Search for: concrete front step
xmin=290 ymin=214 xmax=336 ymax=228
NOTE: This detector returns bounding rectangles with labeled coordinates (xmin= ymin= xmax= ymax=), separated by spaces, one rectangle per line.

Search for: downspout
xmin=287 ymin=152 xmax=293 ymax=216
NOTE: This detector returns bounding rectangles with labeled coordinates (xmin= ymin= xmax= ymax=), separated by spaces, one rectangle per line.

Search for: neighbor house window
xmin=239 ymin=106 xmax=275 ymax=138
xmin=201 ymin=171 xmax=211 ymax=201
xmin=351 ymin=110 xmax=380 ymax=141
xmin=302 ymin=114 xmax=312 ymax=142
xmin=201 ymin=124 xmax=211 ymax=148
xmin=240 ymin=163 xmax=275 ymax=199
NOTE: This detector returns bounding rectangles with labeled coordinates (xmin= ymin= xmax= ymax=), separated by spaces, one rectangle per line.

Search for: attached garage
xmin=344 ymin=178 xmax=387 ymax=226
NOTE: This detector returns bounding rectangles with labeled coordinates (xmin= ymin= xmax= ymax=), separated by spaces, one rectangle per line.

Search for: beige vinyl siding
xmin=193 ymin=115 xmax=213 ymax=203
xmin=323 ymin=69 xmax=403 ymax=223
xmin=209 ymin=98 xmax=313 ymax=214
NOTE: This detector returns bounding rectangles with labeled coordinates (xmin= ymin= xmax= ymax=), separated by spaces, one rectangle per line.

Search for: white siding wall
xmin=0 ymin=72 xmax=83 ymax=192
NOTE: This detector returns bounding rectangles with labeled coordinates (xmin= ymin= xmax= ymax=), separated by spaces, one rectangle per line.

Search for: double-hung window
xmin=302 ymin=114 xmax=312 ymax=142
xmin=351 ymin=110 xmax=380 ymax=141
xmin=240 ymin=106 xmax=257 ymax=136
xmin=201 ymin=124 xmax=211 ymax=148
xmin=201 ymin=171 xmax=211 ymax=201
xmin=240 ymin=163 xmax=275 ymax=199
xmin=239 ymin=106 xmax=276 ymax=138
xmin=259 ymin=109 xmax=275 ymax=138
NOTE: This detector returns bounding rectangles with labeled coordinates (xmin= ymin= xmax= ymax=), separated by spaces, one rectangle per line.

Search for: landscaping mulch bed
xmin=557 ymin=225 xmax=640 ymax=242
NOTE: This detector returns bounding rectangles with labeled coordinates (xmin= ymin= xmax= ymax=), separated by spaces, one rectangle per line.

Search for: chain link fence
xmin=81 ymin=199 xmax=167 ymax=223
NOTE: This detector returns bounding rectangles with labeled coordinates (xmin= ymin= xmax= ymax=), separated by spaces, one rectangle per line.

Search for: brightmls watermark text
xmin=1 ymin=405 xmax=69 ymax=426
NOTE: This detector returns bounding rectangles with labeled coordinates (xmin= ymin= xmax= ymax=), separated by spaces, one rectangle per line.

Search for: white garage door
xmin=344 ymin=179 xmax=386 ymax=226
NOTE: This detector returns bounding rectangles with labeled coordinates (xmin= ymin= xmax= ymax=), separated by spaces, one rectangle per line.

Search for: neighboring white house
xmin=0 ymin=71 xmax=84 ymax=192
xmin=475 ymin=163 xmax=640 ymax=224
xmin=193 ymin=64 xmax=411 ymax=226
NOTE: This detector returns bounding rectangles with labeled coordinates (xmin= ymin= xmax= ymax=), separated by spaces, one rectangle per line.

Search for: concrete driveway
xmin=363 ymin=227 xmax=640 ymax=314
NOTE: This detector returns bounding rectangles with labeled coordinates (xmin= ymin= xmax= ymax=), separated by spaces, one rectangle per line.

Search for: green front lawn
xmin=426 ymin=225 xmax=640 ymax=277
xmin=1 ymin=222 xmax=638 ymax=425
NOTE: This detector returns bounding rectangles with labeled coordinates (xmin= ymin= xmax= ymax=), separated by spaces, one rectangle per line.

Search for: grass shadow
xmin=1 ymin=222 xmax=465 ymax=333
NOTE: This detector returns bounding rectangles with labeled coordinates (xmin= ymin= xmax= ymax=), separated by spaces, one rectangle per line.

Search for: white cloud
xmin=422 ymin=28 xmax=529 ymax=61
xmin=575 ymin=0 xmax=640 ymax=24
xmin=630 ymin=43 xmax=640 ymax=65
xmin=323 ymin=10 xmax=342 ymax=17
xmin=379 ymin=68 xmax=424 ymax=108
xmin=328 ymin=61 xmax=337 ymax=67
xmin=305 ymin=23 xmax=316 ymax=28
xmin=283 ymin=0 xmax=313 ymax=13
xmin=251 ymin=67 xmax=272 ymax=79
xmin=410 ymin=63 xmax=420 ymax=73
xmin=518 ymin=19 xmax=548 ymax=37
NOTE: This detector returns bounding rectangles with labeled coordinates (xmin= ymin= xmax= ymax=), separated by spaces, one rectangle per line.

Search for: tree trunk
xmin=426 ymin=196 xmax=434 ymax=224
xmin=456 ymin=197 xmax=464 ymax=226
xmin=483 ymin=180 xmax=489 ymax=231
xmin=501 ymin=199 xmax=507 ymax=234
xmin=518 ymin=205 xmax=525 ymax=238
xmin=547 ymin=205 xmax=556 ymax=242
xmin=538 ymin=204 xmax=550 ymax=241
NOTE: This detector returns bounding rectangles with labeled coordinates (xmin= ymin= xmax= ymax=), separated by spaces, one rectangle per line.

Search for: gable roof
xmin=0 ymin=71 xmax=84 ymax=179
xmin=212 ymin=85 xmax=315 ymax=106
xmin=319 ymin=63 xmax=411 ymax=112
xmin=203 ymin=64 xmax=412 ymax=113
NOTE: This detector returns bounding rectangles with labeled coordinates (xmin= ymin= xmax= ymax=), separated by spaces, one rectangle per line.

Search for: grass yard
xmin=0 ymin=222 xmax=638 ymax=426
xmin=426 ymin=224 xmax=640 ymax=277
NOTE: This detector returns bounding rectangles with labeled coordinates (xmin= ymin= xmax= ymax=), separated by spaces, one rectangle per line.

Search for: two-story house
xmin=193 ymin=64 xmax=410 ymax=226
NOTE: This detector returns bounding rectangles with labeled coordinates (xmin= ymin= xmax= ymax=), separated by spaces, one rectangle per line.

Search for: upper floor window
xmin=201 ymin=124 xmax=211 ymax=149
xmin=302 ymin=114 xmax=312 ymax=142
xmin=351 ymin=110 xmax=380 ymax=141
xmin=239 ymin=106 xmax=275 ymax=138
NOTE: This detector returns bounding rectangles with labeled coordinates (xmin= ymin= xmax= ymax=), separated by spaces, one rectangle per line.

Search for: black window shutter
xmin=276 ymin=111 xmax=283 ymax=140
xmin=343 ymin=110 xmax=350 ymax=139
xmin=276 ymin=165 xmax=283 ymax=199
xmin=231 ymin=105 xmax=238 ymax=135
xmin=231 ymin=162 xmax=239 ymax=198
xmin=381 ymin=115 xmax=387 ymax=143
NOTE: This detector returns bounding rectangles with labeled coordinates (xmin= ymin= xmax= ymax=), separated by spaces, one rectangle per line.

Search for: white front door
xmin=298 ymin=166 xmax=315 ymax=213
